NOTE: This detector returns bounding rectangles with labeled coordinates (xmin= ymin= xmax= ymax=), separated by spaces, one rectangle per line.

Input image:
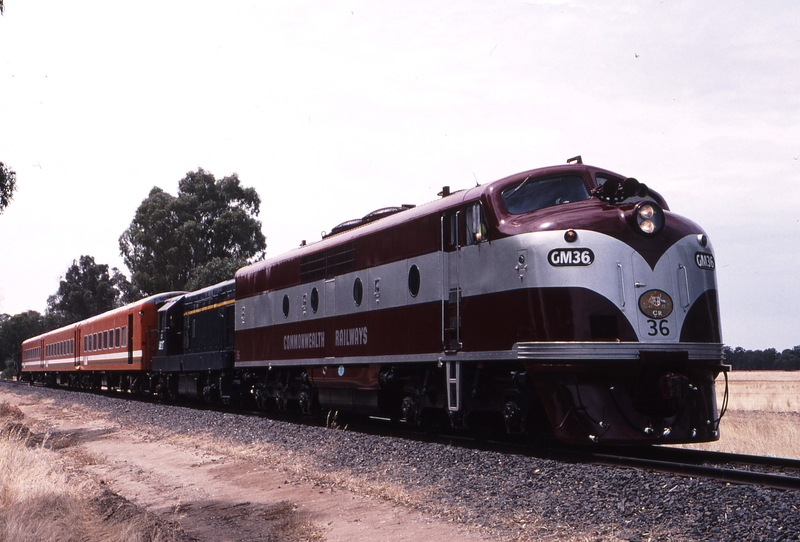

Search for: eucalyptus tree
xmin=119 ymin=169 xmax=266 ymax=295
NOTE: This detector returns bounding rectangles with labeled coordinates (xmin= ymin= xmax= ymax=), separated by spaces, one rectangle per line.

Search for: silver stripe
xmin=234 ymin=341 xmax=723 ymax=368
xmin=514 ymin=341 xmax=724 ymax=361
xmin=237 ymin=252 xmax=441 ymax=331
xmin=237 ymin=231 xmax=718 ymax=345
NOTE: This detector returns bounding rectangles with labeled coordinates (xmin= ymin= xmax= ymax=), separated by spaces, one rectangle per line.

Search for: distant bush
xmin=1 ymin=359 xmax=17 ymax=379
xmin=724 ymin=345 xmax=800 ymax=370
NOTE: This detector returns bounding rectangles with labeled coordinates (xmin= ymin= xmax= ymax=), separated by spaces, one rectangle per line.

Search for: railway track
xmin=5 ymin=379 xmax=800 ymax=491
xmin=326 ymin=408 xmax=800 ymax=491
xmin=552 ymin=446 xmax=800 ymax=492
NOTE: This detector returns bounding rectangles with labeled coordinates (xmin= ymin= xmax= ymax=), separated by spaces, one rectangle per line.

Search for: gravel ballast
xmin=7 ymin=383 xmax=800 ymax=541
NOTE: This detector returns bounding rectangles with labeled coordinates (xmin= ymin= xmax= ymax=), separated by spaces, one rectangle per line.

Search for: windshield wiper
xmin=506 ymin=175 xmax=532 ymax=197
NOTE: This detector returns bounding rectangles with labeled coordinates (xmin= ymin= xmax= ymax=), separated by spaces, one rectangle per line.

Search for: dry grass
xmin=679 ymin=371 xmax=800 ymax=458
xmin=0 ymin=402 xmax=184 ymax=542
xmin=717 ymin=370 xmax=800 ymax=412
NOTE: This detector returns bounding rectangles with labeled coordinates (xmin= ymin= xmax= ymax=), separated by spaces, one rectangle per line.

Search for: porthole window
xmin=282 ymin=294 xmax=290 ymax=318
xmin=408 ymin=265 xmax=421 ymax=297
xmin=311 ymin=287 xmax=319 ymax=313
xmin=353 ymin=277 xmax=363 ymax=306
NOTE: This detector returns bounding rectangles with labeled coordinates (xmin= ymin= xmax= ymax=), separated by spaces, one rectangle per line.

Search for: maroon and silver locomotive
xmin=234 ymin=158 xmax=727 ymax=445
xmin=21 ymin=158 xmax=727 ymax=445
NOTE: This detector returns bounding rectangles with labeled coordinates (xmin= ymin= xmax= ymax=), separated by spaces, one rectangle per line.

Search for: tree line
xmin=1 ymin=167 xmax=266 ymax=377
xmin=723 ymin=345 xmax=800 ymax=371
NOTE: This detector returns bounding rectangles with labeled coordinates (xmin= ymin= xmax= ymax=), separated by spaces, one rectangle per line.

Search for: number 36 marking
xmin=647 ymin=319 xmax=670 ymax=336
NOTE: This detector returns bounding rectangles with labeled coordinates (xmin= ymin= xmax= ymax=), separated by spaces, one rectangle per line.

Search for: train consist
xmin=21 ymin=159 xmax=728 ymax=445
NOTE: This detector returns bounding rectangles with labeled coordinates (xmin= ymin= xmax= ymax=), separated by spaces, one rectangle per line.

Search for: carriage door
xmin=74 ymin=330 xmax=80 ymax=368
xmin=127 ymin=313 xmax=134 ymax=364
xmin=441 ymin=210 xmax=462 ymax=352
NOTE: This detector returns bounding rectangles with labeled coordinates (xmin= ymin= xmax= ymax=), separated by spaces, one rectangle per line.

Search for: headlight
xmin=634 ymin=202 xmax=664 ymax=236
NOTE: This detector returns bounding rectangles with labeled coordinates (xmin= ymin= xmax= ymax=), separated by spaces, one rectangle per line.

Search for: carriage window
xmin=103 ymin=331 xmax=109 ymax=349
xmin=501 ymin=174 xmax=590 ymax=214
xmin=121 ymin=326 xmax=127 ymax=347
xmin=115 ymin=328 xmax=121 ymax=348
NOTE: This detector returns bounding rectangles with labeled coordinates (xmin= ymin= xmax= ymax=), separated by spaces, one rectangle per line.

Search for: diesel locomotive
xmin=21 ymin=158 xmax=728 ymax=445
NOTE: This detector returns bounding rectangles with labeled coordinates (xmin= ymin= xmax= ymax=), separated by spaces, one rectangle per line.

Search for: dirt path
xmin=1 ymin=387 xmax=489 ymax=541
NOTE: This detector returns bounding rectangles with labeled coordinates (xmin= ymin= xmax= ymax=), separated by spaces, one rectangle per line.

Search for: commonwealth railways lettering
xmin=335 ymin=327 xmax=368 ymax=347
xmin=283 ymin=332 xmax=325 ymax=350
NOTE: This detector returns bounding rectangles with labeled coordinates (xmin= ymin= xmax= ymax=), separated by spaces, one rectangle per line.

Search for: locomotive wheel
xmin=275 ymin=388 xmax=288 ymax=413
xmin=502 ymin=400 xmax=524 ymax=434
xmin=253 ymin=385 xmax=271 ymax=412
xmin=401 ymin=395 xmax=421 ymax=425
xmin=299 ymin=390 xmax=315 ymax=417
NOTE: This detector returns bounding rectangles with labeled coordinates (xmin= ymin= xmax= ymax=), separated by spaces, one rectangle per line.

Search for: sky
xmin=1 ymin=0 xmax=798 ymax=351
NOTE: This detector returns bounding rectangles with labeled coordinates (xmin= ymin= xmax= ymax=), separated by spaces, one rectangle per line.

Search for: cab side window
xmin=465 ymin=203 xmax=488 ymax=245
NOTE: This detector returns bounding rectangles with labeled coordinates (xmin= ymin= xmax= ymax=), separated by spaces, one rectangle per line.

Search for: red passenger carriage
xmin=22 ymin=293 xmax=182 ymax=390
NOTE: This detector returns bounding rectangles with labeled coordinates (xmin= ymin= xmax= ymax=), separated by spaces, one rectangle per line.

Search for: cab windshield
xmin=501 ymin=174 xmax=590 ymax=215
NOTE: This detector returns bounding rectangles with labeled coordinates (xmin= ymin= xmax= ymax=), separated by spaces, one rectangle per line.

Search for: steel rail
xmin=575 ymin=450 xmax=800 ymax=492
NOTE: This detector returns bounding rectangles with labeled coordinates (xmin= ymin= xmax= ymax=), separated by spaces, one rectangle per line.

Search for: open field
xmin=717 ymin=370 xmax=800 ymax=412
xmin=678 ymin=371 xmax=800 ymax=459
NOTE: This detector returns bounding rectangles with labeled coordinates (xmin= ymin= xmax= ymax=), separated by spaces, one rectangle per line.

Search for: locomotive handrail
xmin=678 ymin=264 xmax=691 ymax=309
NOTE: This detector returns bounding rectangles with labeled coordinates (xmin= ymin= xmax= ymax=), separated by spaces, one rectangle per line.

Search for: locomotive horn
xmin=601 ymin=178 xmax=621 ymax=199
xmin=622 ymin=177 xmax=646 ymax=198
